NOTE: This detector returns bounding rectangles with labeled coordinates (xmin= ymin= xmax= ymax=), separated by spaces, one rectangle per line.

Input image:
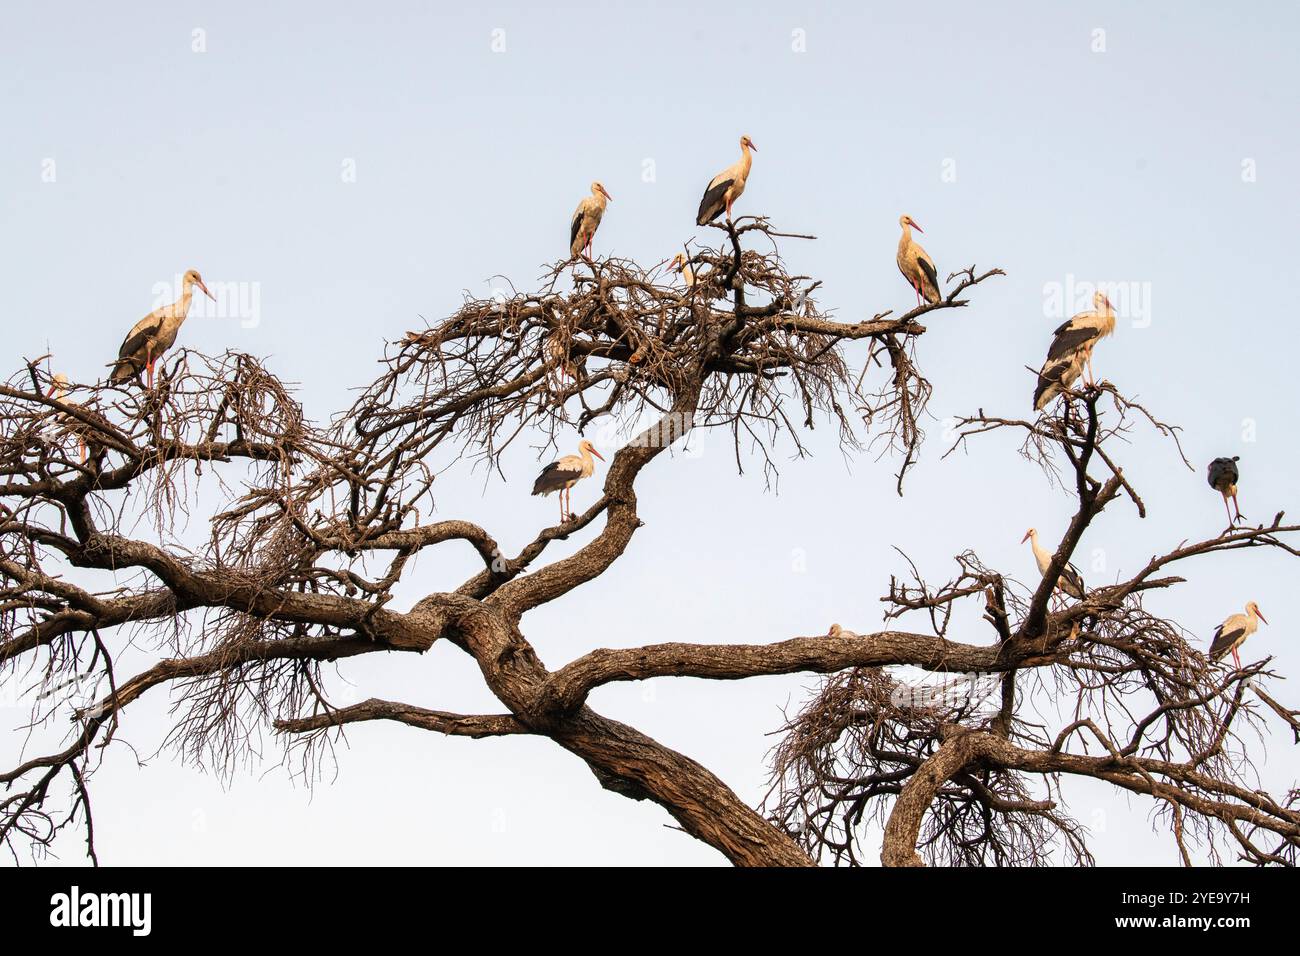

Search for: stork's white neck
xmin=162 ymin=276 xmax=199 ymax=334
xmin=177 ymin=275 xmax=197 ymax=310
xmin=1028 ymin=533 xmax=1052 ymax=574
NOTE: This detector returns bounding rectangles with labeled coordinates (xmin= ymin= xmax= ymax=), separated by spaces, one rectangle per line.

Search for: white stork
xmin=669 ymin=252 xmax=696 ymax=288
xmin=110 ymin=270 xmax=214 ymax=388
xmin=47 ymin=373 xmax=87 ymax=462
xmin=896 ymin=215 xmax=941 ymax=307
xmin=546 ymin=329 xmax=579 ymax=383
xmin=532 ymin=439 xmax=605 ymax=522
xmin=1207 ymin=456 xmax=1243 ymax=526
xmin=48 ymin=372 xmax=71 ymax=401
xmin=696 ymin=135 xmax=756 ymax=226
xmin=1209 ymin=602 xmax=1268 ymax=669
xmin=1021 ymin=527 xmax=1086 ymax=601
xmin=570 ymin=182 xmax=613 ymax=260
xmin=1032 ymin=292 xmax=1116 ymax=411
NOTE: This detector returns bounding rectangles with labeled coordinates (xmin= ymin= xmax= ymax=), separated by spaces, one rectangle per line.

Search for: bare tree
xmin=1 ymin=219 xmax=1292 ymax=866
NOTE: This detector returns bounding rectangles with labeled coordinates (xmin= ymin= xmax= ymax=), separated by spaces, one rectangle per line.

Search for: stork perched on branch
xmin=109 ymin=270 xmax=214 ymax=388
xmin=569 ymin=182 xmax=613 ymax=261
xmin=896 ymin=215 xmax=941 ymax=307
xmin=46 ymin=372 xmax=87 ymax=462
xmin=1207 ymin=456 xmax=1244 ymax=526
xmin=669 ymin=252 xmax=695 ymax=288
xmin=546 ymin=329 xmax=579 ymax=383
xmin=532 ymin=440 xmax=605 ymax=523
xmin=1032 ymin=291 xmax=1116 ymax=411
xmin=1021 ymin=527 xmax=1086 ymax=601
xmin=1209 ymin=602 xmax=1268 ymax=669
xmin=696 ymin=135 xmax=756 ymax=226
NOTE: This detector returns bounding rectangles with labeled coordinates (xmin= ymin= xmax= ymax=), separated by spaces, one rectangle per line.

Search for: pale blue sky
xmin=2 ymin=1 xmax=1297 ymax=865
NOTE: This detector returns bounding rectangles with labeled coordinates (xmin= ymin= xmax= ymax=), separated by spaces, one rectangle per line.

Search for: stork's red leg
xmin=1233 ymin=647 xmax=1241 ymax=669
xmin=1233 ymin=494 xmax=1244 ymax=523
xmin=1224 ymin=495 xmax=1234 ymax=528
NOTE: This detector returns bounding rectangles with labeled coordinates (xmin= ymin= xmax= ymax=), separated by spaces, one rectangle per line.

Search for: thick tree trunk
xmin=552 ymin=709 xmax=814 ymax=866
xmin=881 ymin=731 xmax=989 ymax=867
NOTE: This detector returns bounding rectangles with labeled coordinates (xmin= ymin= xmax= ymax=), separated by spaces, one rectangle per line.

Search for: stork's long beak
xmin=912 ymin=221 xmax=924 ymax=233
xmin=197 ymin=278 xmax=215 ymax=301
xmin=1255 ymin=609 xmax=1268 ymax=625
xmin=601 ymin=188 xmax=613 ymax=202
xmin=748 ymin=141 xmax=758 ymax=151
xmin=1020 ymin=531 xmax=1031 ymax=544
xmin=46 ymin=384 xmax=58 ymax=398
xmin=590 ymin=448 xmax=605 ymax=461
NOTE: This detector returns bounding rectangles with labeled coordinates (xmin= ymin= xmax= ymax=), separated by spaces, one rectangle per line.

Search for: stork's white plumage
xmin=1033 ymin=292 xmax=1116 ymax=411
xmin=1021 ymin=527 xmax=1086 ymax=601
xmin=546 ymin=329 xmax=579 ymax=383
xmin=46 ymin=373 xmax=86 ymax=462
xmin=1209 ymin=602 xmax=1268 ymax=669
xmin=569 ymin=182 xmax=613 ymax=260
xmin=48 ymin=372 xmax=70 ymax=402
xmin=896 ymin=215 xmax=941 ymax=307
xmin=532 ymin=439 xmax=605 ymax=522
xmin=696 ymin=135 xmax=756 ymax=226
xmin=110 ymin=270 xmax=214 ymax=388
xmin=669 ymin=252 xmax=695 ymax=288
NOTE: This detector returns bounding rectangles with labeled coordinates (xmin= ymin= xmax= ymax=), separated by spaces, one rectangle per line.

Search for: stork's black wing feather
xmin=696 ymin=178 xmax=732 ymax=226
xmin=1062 ymin=562 xmax=1086 ymax=598
xmin=117 ymin=319 xmax=160 ymax=363
xmin=1033 ymin=355 xmax=1076 ymax=408
xmin=569 ymin=211 xmax=584 ymax=253
xmin=532 ymin=461 xmax=581 ymax=496
xmin=1032 ymin=375 xmax=1053 ymax=409
xmin=1207 ymin=456 xmax=1240 ymax=491
xmin=917 ymin=257 xmax=941 ymax=301
xmin=533 ymin=462 xmax=561 ymax=495
xmin=1046 ymin=323 xmax=1100 ymax=363
xmin=1208 ymin=624 xmax=1245 ymax=660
